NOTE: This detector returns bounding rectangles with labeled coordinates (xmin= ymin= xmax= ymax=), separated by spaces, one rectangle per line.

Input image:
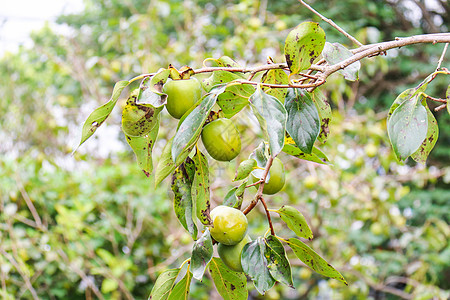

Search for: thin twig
xmin=436 ymin=42 xmax=449 ymax=71
xmin=421 ymin=93 xmax=447 ymax=103
xmin=243 ymin=156 xmax=274 ymax=215
xmin=298 ymin=0 xmax=363 ymax=46
xmin=260 ymin=197 xmax=275 ymax=235
xmin=435 ymin=104 xmax=446 ymax=112
xmin=15 ymin=177 xmax=44 ymax=230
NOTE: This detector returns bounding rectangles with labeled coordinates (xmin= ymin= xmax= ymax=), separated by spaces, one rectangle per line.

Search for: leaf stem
xmin=436 ymin=43 xmax=448 ymax=71
xmin=260 ymin=197 xmax=275 ymax=236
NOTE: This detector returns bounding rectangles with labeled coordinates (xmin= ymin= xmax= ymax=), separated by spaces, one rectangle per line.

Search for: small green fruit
xmin=365 ymin=143 xmax=378 ymax=158
xmin=163 ymin=78 xmax=202 ymax=119
xmin=210 ymin=206 xmax=248 ymax=245
xmin=252 ymin=157 xmax=286 ymax=195
xmin=303 ymin=175 xmax=318 ymax=189
xmin=201 ymin=118 xmax=241 ymax=161
xmin=218 ymin=234 xmax=251 ymax=272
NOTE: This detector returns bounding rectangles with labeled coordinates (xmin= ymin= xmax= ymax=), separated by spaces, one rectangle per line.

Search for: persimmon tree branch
xmin=243 ymin=156 xmax=274 ymax=215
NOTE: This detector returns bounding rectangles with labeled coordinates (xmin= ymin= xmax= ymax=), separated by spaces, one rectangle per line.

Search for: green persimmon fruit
xmin=218 ymin=234 xmax=252 ymax=272
xmin=201 ymin=118 xmax=241 ymax=161
xmin=163 ymin=78 xmax=201 ymax=119
xmin=252 ymin=157 xmax=286 ymax=195
xmin=210 ymin=206 xmax=248 ymax=245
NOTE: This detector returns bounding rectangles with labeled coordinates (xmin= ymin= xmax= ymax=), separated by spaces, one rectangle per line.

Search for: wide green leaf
xmin=282 ymin=144 xmax=330 ymax=165
xmin=192 ymin=150 xmax=211 ymax=225
xmin=312 ymin=89 xmax=332 ymax=143
xmin=265 ymin=235 xmax=293 ymax=288
xmin=249 ymin=87 xmax=287 ymax=157
xmin=209 ymin=257 xmax=248 ymax=300
xmin=202 ymin=71 xmax=244 ymax=92
xmin=388 ymin=94 xmax=428 ymax=161
xmin=191 ymin=228 xmax=213 ymax=280
xmin=172 ymin=85 xmax=226 ymax=162
xmin=76 ymin=80 xmax=129 ymax=151
xmin=167 ymin=270 xmax=192 ymax=300
xmin=148 ymin=268 xmax=181 ymax=300
xmin=285 ymin=88 xmax=320 ymax=154
xmin=121 ymin=91 xmax=162 ymax=137
xmin=285 ymin=238 xmax=347 ymax=284
xmin=410 ymin=98 xmax=439 ymax=163
xmin=125 ymin=114 xmax=159 ymax=177
xmin=223 ymin=180 xmax=247 ymax=209
xmin=322 ymin=42 xmax=360 ymax=81
xmin=171 ymin=159 xmax=197 ymax=239
xmin=284 ymin=22 xmax=326 ymax=74
xmin=261 ymin=69 xmax=289 ymax=103
xmin=154 ymin=137 xmax=193 ymax=186
xmin=234 ymin=159 xmax=257 ymax=181
xmin=241 ymin=237 xmax=276 ymax=295
xmin=273 ymin=205 xmax=313 ymax=240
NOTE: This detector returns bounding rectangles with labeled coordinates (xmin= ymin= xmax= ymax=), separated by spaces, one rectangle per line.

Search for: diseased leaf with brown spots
xmin=167 ymin=270 xmax=192 ymax=300
xmin=209 ymin=257 xmax=248 ymax=300
xmin=171 ymin=159 xmax=197 ymax=239
xmin=192 ymin=150 xmax=211 ymax=225
xmin=264 ymin=235 xmax=294 ymax=288
xmin=285 ymin=238 xmax=347 ymax=285
xmin=261 ymin=69 xmax=289 ymax=103
xmin=312 ymin=89 xmax=332 ymax=143
xmin=284 ymin=22 xmax=326 ymax=74
xmin=125 ymin=114 xmax=159 ymax=177
xmin=273 ymin=205 xmax=313 ymax=240
xmin=410 ymin=97 xmax=438 ymax=164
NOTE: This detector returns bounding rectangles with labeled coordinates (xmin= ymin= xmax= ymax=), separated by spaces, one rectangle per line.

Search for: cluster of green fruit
xmin=209 ymin=205 xmax=250 ymax=272
xmin=163 ymin=77 xmax=286 ymax=195
xmin=163 ymin=77 xmax=241 ymax=162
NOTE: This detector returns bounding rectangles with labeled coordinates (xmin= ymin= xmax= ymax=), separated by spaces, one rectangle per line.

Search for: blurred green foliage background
xmin=0 ymin=0 xmax=448 ymax=299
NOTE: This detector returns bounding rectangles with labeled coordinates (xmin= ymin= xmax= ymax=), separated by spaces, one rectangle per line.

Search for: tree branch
xmin=436 ymin=42 xmax=449 ymax=71
xmin=243 ymin=156 xmax=274 ymax=215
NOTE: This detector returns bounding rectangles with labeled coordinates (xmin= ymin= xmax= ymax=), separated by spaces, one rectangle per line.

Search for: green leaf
xmin=264 ymin=235 xmax=294 ymax=288
xmin=234 ymin=159 xmax=257 ymax=181
xmin=322 ymin=42 xmax=360 ymax=81
xmin=171 ymin=159 xmax=197 ymax=239
xmin=223 ymin=180 xmax=247 ymax=209
xmin=121 ymin=91 xmax=162 ymax=137
xmin=285 ymin=238 xmax=347 ymax=285
xmin=388 ymin=94 xmax=428 ymax=161
xmin=273 ymin=205 xmax=313 ymax=240
xmin=125 ymin=114 xmax=159 ymax=177
xmin=76 ymin=80 xmax=129 ymax=151
xmin=249 ymin=87 xmax=287 ymax=157
xmin=261 ymin=69 xmax=289 ymax=103
xmin=202 ymin=71 xmax=243 ymax=92
xmin=217 ymin=83 xmax=254 ymax=118
xmin=203 ymin=71 xmax=254 ymax=117
xmin=410 ymin=98 xmax=439 ymax=164
xmin=191 ymin=228 xmax=213 ymax=281
xmin=284 ymin=22 xmax=326 ymax=74
xmin=167 ymin=270 xmax=192 ymax=300
xmin=154 ymin=137 xmax=193 ymax=186
xmin=192 ymin=150 xmax=211 ymax=225
xmin=149 ymin=268 xmax=181 ymax=300
xmin=282 ymin=144 xmax=330 ymax=165
xmin=172 ymin=85 xmax=227 ymax=162
xmin=249 ymin=142 xmax=270 ymax=179
xmin=209 ymin=257 xmax=248 ymax=300
xmin=241 ymin=237 xmax=276 ymax=295
xmin=312 ymin=89 xmax=332 ymax=143
xmin=285 ymin=88 xmax=320 ymax=154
